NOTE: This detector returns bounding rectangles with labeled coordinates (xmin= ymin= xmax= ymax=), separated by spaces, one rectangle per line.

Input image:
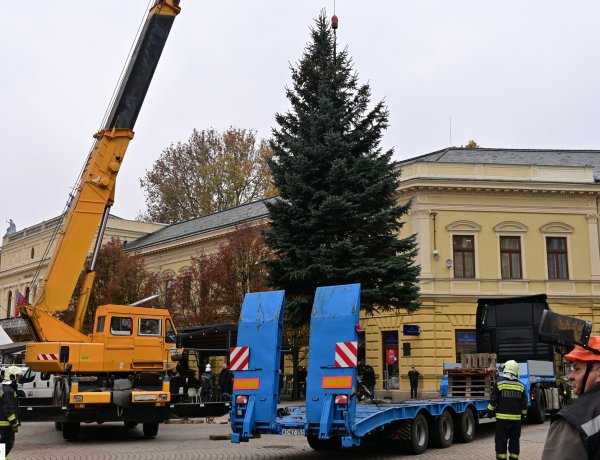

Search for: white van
xmin=17 ymin=367 xmax=56 ymax=405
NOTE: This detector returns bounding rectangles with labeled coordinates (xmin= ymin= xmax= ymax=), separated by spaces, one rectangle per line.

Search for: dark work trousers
xmin=410 ymin=383 xmax=418 ymax=398
xmin=0 ymin=426 xmax=15 ymax=456
xmin=495 ymin=420 xmax=521 ymax=458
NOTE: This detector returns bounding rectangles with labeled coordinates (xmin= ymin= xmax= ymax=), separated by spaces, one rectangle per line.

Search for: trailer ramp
xmin=230 ymin=290 xmax=285 ymax=443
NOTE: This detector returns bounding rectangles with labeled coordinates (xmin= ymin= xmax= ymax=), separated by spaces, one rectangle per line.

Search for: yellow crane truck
xmin=20 ymin=0 xmax=182 ymax=440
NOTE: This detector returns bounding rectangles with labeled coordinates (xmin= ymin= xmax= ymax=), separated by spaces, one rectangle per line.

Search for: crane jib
xmin=106 ymin=2 xmax=180 ymax=130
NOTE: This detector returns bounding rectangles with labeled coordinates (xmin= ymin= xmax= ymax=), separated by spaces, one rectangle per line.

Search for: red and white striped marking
xmin=335 ymin=341 xmax=357 ymax=368
xmin=37 ymin=353 xmax=58 ymax=361
xmin=229 ymin=346 xmax=250 ymax=371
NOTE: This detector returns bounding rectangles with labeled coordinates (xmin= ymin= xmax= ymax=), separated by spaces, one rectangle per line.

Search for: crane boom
xmin=21 ymin=1 xmax=181 ymax=342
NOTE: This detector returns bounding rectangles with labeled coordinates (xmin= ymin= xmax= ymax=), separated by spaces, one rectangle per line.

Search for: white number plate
xmin=282 ymin=428 xmax=305 ymax=436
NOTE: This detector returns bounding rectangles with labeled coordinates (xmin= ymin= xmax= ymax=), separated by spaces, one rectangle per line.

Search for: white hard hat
xmin=4 ymin=365 xmax=23 ymax=381
xmin=205 ymin=364 xmax=211 ymax=371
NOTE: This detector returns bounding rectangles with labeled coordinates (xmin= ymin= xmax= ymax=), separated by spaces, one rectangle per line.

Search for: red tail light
xmin=335 ymin=395 xmax=348 ymax=404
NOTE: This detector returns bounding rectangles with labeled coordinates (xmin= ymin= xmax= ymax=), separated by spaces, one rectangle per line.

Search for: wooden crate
xmin=446 ymin=369 xmax=496 ymax=399
xmin=461 ymin=353 xmax=497 ymax=369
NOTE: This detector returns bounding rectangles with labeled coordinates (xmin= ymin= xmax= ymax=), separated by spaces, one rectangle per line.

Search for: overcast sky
xmin=2 ymin=1 xmax=599 ymax=232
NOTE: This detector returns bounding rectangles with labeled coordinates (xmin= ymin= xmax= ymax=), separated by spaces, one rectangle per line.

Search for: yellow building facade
xmin=363 ymin=149 xmax=600 ymax=399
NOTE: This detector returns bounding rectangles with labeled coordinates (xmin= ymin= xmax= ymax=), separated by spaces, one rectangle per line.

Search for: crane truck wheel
xmin=307 ymin=435 xmax=341 ymax=451
xmin=143 ymin=422 xmax=159 ymax=437
xmin=454 ymin=407 xmax=476 ymax=443
xmin=430 ymin=410 xmax=454 ymax=448
xmin=527 ymin=387 xmax=546 ymax=424
xmin=62 ymin=422 xmax=80 ymax=440
xmin=408 ymin=413 xmax=429 ymax=454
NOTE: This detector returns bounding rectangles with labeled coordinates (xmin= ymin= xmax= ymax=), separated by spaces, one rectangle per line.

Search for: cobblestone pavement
xmin=10 ymin=417 xmax=549 ymax=459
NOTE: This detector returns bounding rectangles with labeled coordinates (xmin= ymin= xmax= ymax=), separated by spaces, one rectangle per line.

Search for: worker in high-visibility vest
xmin=488 ymin=360 xmax=528 ymax=459
xmin=0 ymin=365 xmax=22 ymax=456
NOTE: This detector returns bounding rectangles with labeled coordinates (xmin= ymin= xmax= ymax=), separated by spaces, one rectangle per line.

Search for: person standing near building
xmin=542 ymin=337 xmax=600 ymax=459
xmin=0 ymin=366 xmax=21 ymax=457
xmin=408 ymin=365 xmax=420 ymax=398
xmin=362 ymin=363 xmax=376 ymax=400
xmin=488 ymin=360 xmax=528 ymax=460
xmin=218 ymin=363 xmax=234 ymax=401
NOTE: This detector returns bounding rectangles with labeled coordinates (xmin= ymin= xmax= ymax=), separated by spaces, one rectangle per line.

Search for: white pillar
xmin=587 ymin=214 xmax=600 ymax=281
xmin=412 ymin=208 xmax=433 ymax=279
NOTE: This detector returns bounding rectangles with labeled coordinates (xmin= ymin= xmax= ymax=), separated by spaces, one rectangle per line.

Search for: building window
xmin=547 ymin=237 xmax=569 ymax=280
xmin=30 ymin=247 xmax=35 ymax=259
xmin=453 ymin=235 xmax=475 ymax=278
xmin=500 ymin=236 xmax=522 ymax=279
xmin=181 ymin=274 xmax=192 ymax=307
xmin=455 ymin=330 xmax=477 ymax=362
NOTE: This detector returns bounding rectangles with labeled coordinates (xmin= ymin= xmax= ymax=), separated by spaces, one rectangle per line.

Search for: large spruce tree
xmin=264 ymin=12 xmax=421 ymax=325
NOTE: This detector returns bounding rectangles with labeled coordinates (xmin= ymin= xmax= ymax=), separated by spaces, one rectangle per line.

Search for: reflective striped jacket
xmin=0 ymin=383 xmax=18 ymax=427
xmin=488 ymin=376 xmax=528 ymax=422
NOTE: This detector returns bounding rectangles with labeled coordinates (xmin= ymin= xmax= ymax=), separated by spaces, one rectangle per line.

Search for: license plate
xmin=282 ymin=428 xmax=305 ymax=436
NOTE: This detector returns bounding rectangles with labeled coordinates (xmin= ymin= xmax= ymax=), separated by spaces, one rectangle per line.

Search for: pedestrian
xmin=169 ymin=365 xmax=182 ymax=396
xmin=200 ymin=364 xmax=213 ymax=403
xmin=297 ymin=366 xmax=307 ymax=398
xmin=487 ymin=359 xmax=527 ymax=460
xmin=542 ymin=336 xmax=600 ymax=459
xmin=357 ymin=360 xmax=365 ymax=379
xmin=362 ymin=363 xmax=376 ymax=399
xmin=218 ymin=363 xmax=234 ymax=401
xmin=0 ymin=366 xmax=21 ymax=456
xmin=408 ymin=365 xmax=420 ymax=398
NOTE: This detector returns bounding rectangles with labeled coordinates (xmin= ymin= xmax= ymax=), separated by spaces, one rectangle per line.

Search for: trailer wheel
xmin=307 ymin=435 xmax=341 ymax=451
xmin=143 ymin=422 xmax=159 ymax=438
xmin=528 ymin=387 xmax=546 ymax=424
xmin=430 ymin=410 xmax=454 ymax=448
xmin=408 ymin=413 xmax=429 ymax=455
xmin=454 ymin=407 xmax=475 ymax=443
xmin=62 ymin=422 xmax=80 ymax=440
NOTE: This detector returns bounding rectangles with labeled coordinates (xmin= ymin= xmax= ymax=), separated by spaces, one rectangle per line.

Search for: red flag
xmin=15 ymin=291 xmax=26 ymax=317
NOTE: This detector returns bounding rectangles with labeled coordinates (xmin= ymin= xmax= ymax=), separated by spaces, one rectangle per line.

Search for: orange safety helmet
xmin=564 ymin=336 xmax=600 ymax=362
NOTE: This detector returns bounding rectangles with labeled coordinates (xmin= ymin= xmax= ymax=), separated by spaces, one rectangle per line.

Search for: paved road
xmin=10 ymin=417 xmax=549 ymax=459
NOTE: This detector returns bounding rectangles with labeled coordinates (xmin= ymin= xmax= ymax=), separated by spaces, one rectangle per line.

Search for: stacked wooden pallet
xmin=445 ymin=353 xmax=498 ymax=399
xmin=461 ymin=352 xmax=497 ymax=369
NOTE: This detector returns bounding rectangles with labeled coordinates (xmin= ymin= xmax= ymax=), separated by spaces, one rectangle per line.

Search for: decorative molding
xmin=539 ymin=222 xmax=575 ymax=234
xmin=409 ymin=208 xmax=432 ymax=217
xmin=446 ymin=220 xmax=482 ymax=232
xmin=586 ymin=214 xmax=599 ymax=223
xmin=493 ymin=221 xmax=528 ymax=233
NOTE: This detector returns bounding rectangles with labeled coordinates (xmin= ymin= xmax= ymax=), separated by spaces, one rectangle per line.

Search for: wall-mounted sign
xmin=403 ymin=324 xmax=420 ymax=336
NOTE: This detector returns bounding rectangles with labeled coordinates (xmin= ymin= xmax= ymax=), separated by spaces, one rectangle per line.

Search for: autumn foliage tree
xmin=60 ymin=237 xmax=160 ymax=333
xmin=167 ymin=225 xmax=271 ymax=325
xmin=139 ymin=128 xmax=276 ymax=224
